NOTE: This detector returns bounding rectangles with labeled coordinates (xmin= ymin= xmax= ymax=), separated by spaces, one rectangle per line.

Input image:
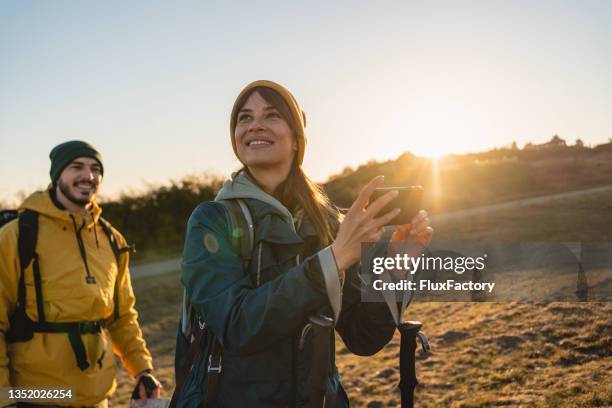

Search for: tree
xmin=546 ymin=134 xmax=567 ymax=148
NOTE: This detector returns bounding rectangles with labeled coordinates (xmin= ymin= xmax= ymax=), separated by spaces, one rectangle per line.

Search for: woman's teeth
xmin=249 ymin=140 xmax=272 ymax=146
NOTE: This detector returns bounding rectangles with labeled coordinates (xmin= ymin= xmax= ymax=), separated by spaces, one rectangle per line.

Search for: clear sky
xmin=1 ymin=0 xmax=611 ymax=203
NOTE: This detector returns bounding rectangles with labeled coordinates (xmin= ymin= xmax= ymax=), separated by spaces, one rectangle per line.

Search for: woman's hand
xmin=331 ymin=176 xmax=401 ymax=271
xmin=132 ymin=371 xmax=162 ymax=403
xmin=390 ymin=210 xmax=434 ymax=244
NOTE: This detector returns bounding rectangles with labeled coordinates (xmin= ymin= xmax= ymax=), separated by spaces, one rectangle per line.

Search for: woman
xmin=176 ymin=80 xmax=433 ymax=407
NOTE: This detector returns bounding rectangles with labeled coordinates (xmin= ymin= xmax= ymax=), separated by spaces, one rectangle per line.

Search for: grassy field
xmin=110 ymin=190 xmax=612 ymax=407
xmin=433 ymin=190 xmax=612 ymax=242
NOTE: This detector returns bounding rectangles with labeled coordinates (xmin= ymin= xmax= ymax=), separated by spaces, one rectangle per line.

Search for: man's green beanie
xmin=49 ymin=140 xmax=104 ymax=184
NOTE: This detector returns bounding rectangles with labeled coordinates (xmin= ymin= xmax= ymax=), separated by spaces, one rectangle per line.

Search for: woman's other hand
xmin=331 ymin=176 xmax=401 ymax=271
xmin=390 ymin=210 xmax=433 ymax=245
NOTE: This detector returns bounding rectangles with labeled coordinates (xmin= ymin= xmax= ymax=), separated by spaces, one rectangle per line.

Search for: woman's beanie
xmin=230 ymin=80 xmax=307 ymax=166
xmin=49 ymin=140 xmax=104 ymax=184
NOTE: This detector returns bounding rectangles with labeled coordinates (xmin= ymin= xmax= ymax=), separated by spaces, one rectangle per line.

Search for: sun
xmin=380 ymin=94 xmax=493 ymax=160
xmin=411 ymin=144 xmax=454 ymax=159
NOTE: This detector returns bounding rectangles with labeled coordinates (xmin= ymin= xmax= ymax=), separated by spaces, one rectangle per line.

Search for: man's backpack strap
xmin=6 ymin=210 xmax=38 ymax=343
xmin=98 ymin=216 xmax=133 ymax=321
xmin=18 ymin=210 xmax=39 ymax=305
xmin=98 ymin=217 xmax=122 ymax=261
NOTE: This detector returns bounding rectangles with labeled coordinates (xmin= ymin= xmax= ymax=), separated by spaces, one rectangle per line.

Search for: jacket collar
xmin=215 ymin=172 xmax=319 ymax=245
xmin=20 ymin=189 xmax=102 ymax=228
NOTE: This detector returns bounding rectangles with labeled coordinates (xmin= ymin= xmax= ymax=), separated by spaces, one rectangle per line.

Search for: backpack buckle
xmin=208 ymin=354 xmax=222 ymax=374
xmin=79 ymin=320 xmax=103 ymax=334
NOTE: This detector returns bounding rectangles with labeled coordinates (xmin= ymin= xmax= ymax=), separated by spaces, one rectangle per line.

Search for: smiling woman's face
xmin=234 ymin=91 xmax=297 ymax=170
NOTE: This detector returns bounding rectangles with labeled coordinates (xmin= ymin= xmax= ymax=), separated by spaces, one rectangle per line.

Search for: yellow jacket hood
xmin=19 ymin=190 xmax=102 ymax=228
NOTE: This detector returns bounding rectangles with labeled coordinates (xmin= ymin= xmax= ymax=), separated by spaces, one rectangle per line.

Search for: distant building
xmin=524 ymin=135 xmax=567 ymax=150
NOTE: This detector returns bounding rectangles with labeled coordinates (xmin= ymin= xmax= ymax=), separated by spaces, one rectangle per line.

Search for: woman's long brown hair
xmin=232 ymin=86 xmax=340 ymax=245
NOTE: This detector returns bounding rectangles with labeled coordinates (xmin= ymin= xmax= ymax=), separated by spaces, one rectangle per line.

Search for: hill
xmin=97 ymin=139 xmax=612 ymax=262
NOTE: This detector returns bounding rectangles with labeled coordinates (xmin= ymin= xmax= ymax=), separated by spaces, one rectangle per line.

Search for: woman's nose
xmin=247 ymin=117 xmax=265 ymax=132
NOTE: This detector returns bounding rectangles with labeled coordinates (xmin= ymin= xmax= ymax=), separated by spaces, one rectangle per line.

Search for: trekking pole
xmin=372 ymin=242 xmax=432 ymax=408
xmin=564 ymin=242 xmax=589 ymax=301
xmin=308 ymin=314 xmax=334 ymax=407
xmin=397 ymin=321 xmax=431 ymax=408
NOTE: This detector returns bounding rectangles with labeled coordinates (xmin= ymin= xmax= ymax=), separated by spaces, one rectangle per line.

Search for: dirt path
xmin=432 ymin=183 xmax=612 ymax=222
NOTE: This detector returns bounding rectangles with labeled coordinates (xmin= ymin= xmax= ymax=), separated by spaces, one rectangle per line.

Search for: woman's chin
xmin=244 ymin=157 xmax=290 ymax=170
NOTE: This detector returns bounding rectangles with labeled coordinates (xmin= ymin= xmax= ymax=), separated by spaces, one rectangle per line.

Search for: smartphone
xmin=369 ymin=186 xmax=424 ymax=226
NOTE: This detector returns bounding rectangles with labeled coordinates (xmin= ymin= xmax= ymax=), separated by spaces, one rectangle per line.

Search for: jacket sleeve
xmin=334 ymin=255 xmax=397 ymax=356
xmin=181 ymin=202 xmax=335 ymax=356
xmin=0 ymin=221 xmax=20 ymax=398
xmin=105 ymin=230 xmax=153 ymax=378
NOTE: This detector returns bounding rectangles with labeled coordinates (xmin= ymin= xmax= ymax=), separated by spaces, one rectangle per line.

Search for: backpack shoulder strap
xmin=217 ymin=199 xmax=254 ymax=268
xmin=12 ymin=209 xmax=38 ymax=318
xmin=98 ymin=216 xmax=128 ymax=263
xmin=6 ymin=210 xmax=38 ymax=343
xmin=18 ymin=210 xmax=38 ymax=271
xmin=98 ymin=216 xmax=132 ymax=321
xmin=17 ymin=210 xmax=39 ymax=313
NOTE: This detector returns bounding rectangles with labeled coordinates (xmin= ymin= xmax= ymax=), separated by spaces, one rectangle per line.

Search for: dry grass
xmin=110 ymin=270 xmax=182 ymax=406
xmin=110 ymin=191 xmax=612 ymax=407
xmin=337 ymin=302 xmax=611 ymax=408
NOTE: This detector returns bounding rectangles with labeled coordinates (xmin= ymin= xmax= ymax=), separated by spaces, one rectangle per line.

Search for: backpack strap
xmin=172 ymin=199 xmax=254 ymax=408
xmin=22 ymin=210 xmax=46 ymax=324
xmin=98 ymin=216 xmax=136 ymax=321
xmin=218 ymin=199 xmax=254 ymax=269
xmin=17 ymin=210 xmax=39 ymax=309
xmin=98 ymin=217 xmax=122 ymax=261
xmin=6 ymin=210 xmax=38 ymax=343
xmin=98 ymin=217 xmax=121 ymax=320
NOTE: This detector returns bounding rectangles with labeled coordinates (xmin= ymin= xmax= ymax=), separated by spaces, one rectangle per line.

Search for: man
xmin=0 ymin=141 xmax=160 ymax=407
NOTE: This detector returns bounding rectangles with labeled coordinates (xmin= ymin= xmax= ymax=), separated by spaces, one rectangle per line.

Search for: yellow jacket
xmin=0 ymin=191 xmax=153 ymax=406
